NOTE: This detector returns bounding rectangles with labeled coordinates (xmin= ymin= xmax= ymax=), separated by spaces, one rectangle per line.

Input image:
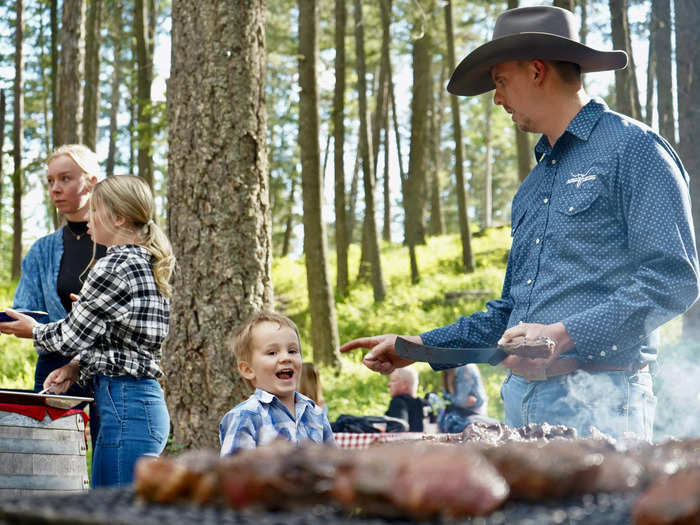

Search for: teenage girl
xmin=1 ymin=175 xmax=175 ymax=487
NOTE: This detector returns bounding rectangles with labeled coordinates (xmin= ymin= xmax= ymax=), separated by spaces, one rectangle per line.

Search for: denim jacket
xmin=13 ymin=228 xmax=68 ymax=324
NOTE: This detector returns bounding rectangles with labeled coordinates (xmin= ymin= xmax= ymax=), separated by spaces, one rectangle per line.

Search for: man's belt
xmin=513 ymin=357 xmax=649 ymax=382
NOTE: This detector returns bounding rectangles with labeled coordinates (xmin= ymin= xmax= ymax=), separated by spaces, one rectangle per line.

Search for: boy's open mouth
xmin=276 ymin=368 xmax=294 ymax=380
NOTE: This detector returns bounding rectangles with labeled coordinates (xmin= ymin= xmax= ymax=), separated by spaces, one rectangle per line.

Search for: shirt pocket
xmin=554 ymin=190 xmax=600 ymax=217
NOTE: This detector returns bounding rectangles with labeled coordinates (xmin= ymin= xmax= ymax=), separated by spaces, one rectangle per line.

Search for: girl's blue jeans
xmin=92 ymin=374 xmax=170 ymax=487
xmin=501 ymin=368 xmax=656 ymax=440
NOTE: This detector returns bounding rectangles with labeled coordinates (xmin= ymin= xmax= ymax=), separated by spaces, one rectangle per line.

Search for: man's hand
xmin=0 ymin=309 xmax=38 ymax=339
xmin=43 ymin=361 xmax=79 ymax=395
xmin=498 ymin=322 xmax=575 ymax=380
xmin=339 ymin=334 xmax=419 ymax=375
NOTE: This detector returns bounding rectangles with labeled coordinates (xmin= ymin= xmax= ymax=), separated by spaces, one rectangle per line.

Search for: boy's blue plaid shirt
xmin=219 ymin=388 xmax=335 ymax=456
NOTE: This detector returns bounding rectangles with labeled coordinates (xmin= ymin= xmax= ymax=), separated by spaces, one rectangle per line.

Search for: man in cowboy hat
xmin=340 ymin=5 xmax=698 ymax=440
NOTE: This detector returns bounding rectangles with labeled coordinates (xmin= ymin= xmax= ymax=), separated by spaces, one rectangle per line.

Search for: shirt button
xmin=543 ymin=198 xmax=549 ymax=204
xmin=527 ymin=279 xmax=532 ymax=284
xmin=535 ymin=238 xmax=540 ymax=244
xmin=612 ymin=345 xmax=617 ymax=351
xmin=600 ymin=351 xmax=606 ymax=357
xmin=551 ymin=159 xmax=557 ymax=165
xmin=568 ymin=206 xmax=574 ymax=212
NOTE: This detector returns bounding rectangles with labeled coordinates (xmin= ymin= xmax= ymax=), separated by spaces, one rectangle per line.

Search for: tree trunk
xmin=0 ymin=90 xmax=4 ymax=219
xmin=382 ymin=111 xmax=392 ymax=242
xmin=652 ymin=0 xmax=674 ymax=146
xmin=166 ymin=0 xmax=272 ymax=450
xmin=135 ymin=0 xmax=154 ymax=187
xmin=371 ymin=0 xmax=391 ymax=177
xmin=12 ymin=0 xmax=24 ymax=280
xmin=83 ymin=0 xmax=101 ymax=151
xmin=404 ymin=8 xmax=432 ymax=284
xmin=333 ymin=0 xmax=348 ymax=297
xmin=346 ymin=147 xmax=360 ymax=244
xmin=281 ymin=176 xmax=296 ymax=257
xmin=50 ymin=0 xmax=58 ymax=149
xmin=644 ymin=19 xmax=655 ymax=127
xmin=353 ymin=0 xmax=385 ymax=302
xmin=552 ymin=0 xmax=574 ymax=11
xmin=483 ymin=95 xmax=493 ymax=229
xmin=609 ymin=0 xmax=641 ymax=119
xmin=298 ymin=0 xmax=341 ymax=367
xmin=106 ymin=0 xmax=123 ymax=177
xmin=428 ymin=66 xmax=445 ymax=237
xmin=444 ymin=0 xmax=474 ymax=273
xmin=580 ymin=0 xmax=587 ymax=90
xmin=678 ymin=0 xmax=700 ymax=337
xmin=509 ymin=0 xmax=533 ymax=180
xmin=56 ymin=0 xmax=85 ymax=147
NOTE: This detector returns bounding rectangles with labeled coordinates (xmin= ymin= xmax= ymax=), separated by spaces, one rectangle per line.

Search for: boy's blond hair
xmin=232 ymin=311 xmax=301 ymax=390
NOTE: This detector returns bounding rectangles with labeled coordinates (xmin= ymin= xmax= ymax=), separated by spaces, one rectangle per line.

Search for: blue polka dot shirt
xmin=422 ymin=99 xmax=699 ymax=367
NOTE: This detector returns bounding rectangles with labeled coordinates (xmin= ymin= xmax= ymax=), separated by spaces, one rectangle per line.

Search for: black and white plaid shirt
xmin=33 ymin=245 xmax=170 ymax=386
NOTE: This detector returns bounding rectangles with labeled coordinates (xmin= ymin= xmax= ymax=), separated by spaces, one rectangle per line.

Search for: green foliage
xmin=0 ymin=281 xmax=36 ymax=389
xmin=273 ymin=228 xmax=512 ymax=422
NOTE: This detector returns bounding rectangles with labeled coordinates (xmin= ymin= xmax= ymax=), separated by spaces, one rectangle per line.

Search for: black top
xmin=385 ymin=394 xmax=426 ymax=432
xmin=58 ymin=221 xmax=107 ymax=312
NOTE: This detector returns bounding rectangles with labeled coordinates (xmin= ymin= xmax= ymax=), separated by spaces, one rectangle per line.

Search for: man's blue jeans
xmin=92 ymin=374 xmax=170 ymax=487
xmin=501 ymin=368 xmax=656 ymax=440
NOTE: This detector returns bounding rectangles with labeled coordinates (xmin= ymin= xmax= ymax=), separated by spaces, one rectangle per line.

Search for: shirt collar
xmin=253 ymin=388 xmax=318 ymax=414
xmin=107 ymin=244 xmax=152 ymax=260
xmin=534 ymin=98 xmax=607 ymax=157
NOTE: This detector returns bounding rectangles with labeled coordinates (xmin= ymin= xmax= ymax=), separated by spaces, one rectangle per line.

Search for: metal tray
xmin=0 ymin=389 xmax=93 ymax=410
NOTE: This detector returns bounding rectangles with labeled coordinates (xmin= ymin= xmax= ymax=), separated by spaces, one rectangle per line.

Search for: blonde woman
xmin=10 ymin=145 xmax=107 ymax=394
xmin=2 ymin=175 xmax=175 ymax=487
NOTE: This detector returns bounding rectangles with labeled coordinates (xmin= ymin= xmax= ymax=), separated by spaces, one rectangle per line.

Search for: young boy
xmin=219 ymin=311 xmax=335 ymax=455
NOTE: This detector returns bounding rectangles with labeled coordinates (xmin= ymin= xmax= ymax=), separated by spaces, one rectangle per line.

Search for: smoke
xmin=651 ymin=342 xmax=700 ymax=441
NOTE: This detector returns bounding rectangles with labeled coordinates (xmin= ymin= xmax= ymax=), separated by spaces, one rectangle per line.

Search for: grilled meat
xmin=633 ymin=468 xmax=700 ymax=525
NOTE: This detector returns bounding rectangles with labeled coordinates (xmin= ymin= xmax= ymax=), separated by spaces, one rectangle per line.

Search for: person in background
xmin=5 ymin=144 xmax=107 ymax=449
xmin=298 ymin=362 xmax=328 ymax=417
xmin=385 ymin=367 xmax=426 ymax=432
xmin=340 ymin=6 xmax=699 ymax=440
xmin=0 ymin=175 xmax=174 ymax=487
xmin=438 ymin=365 xmax=489 ymax=433
xmin=219 ymin=311 xmax=335 ymax=455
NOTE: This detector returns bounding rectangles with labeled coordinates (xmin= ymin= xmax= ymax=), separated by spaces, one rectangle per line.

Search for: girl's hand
xmin=0 ymin=309 xmax=38 ymax=339
xmin=43 ymin=362 xmax=79 ymax=394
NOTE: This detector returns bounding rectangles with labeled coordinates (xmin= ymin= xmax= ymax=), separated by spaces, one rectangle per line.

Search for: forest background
xmin=0 ymin=0 xmax=698 ymax=449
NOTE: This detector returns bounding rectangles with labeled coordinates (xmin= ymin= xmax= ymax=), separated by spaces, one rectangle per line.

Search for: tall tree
xmin=609 ymin=0 xmax=641 ymax=119
xmin=651 ymin=0 xmax=674 ymax=146
xmin=134 ymin=0 xmax=154 ymax=187
xmin=0 ymin=90 xmax=5 ymax=219
xmin=378 ymin=0 xmax=393 ymax=243
xmin=508 ymin=0 xmax=532 ymax=182
xmin=428 ymin=66 xmax=445 ymax=236
xmin=50 ymin=0 xmax=58 ymax=148
xmin=106 ymin=0 xmax=124 ymax=177
xmin=12 ymin=0 xmax=25 ymax=279
xmin=444 ymin=0 xmax=474 ymax=273
xmin=382 ymin=110 xmax=392 ymax=241
xmin=353 ymin=0 xmax=386 ymax=301
xmin=483 ymin=95 xmax=493 ymax=228
xmin=678 ymin=0 xmax=700 ymax=337
xmin=166 ymin=0 xmax=272 ymax=449
xmin=644 ymin=16 xmax=655 ymax=126
xmin=404 ymin=3 xmax=432 ymax=284
xmin=83 ymin=0 xmax=102 ymax=150
xmin=333 ymin=0 xmax=348 ymax=298
xmin=552 ymin=0 xmax=574 ymax=11
xmin=298 ymin=0 xmax=341 ymax=367
xmin=56 ymin=0 xmax=85 ymax=147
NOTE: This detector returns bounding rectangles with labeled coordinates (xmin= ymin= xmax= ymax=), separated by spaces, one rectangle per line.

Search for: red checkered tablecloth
xmin=333 ymin=432 xmax=425 ymax=449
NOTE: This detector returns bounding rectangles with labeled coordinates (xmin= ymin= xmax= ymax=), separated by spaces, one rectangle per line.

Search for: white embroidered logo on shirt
xmin=566 ymin=167 xmax=597 ymax=188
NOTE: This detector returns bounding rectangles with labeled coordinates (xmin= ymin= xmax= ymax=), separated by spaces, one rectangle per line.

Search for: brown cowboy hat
xmin=447 ymin=6 xmax=628 ymax=96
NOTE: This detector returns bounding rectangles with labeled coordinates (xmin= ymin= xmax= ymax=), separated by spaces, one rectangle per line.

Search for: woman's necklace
xmin=65 ymin=223 xmax=84 ymax=241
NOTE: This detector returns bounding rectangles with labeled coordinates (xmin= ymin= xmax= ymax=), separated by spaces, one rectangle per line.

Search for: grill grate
xmin=0 ymin=486 xmax=638 ymax=525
